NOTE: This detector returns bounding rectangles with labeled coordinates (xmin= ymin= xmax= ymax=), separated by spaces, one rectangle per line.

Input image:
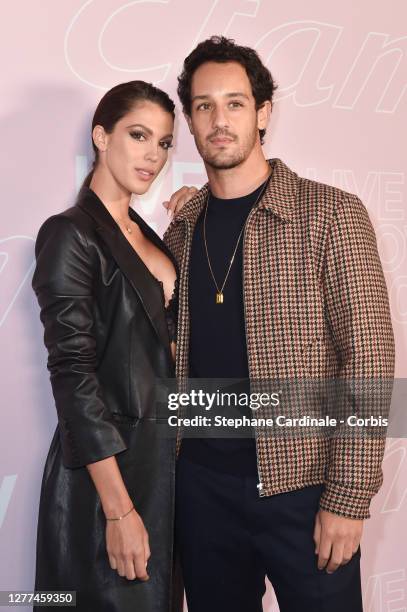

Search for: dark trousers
xmin=175 ymin=454 xmax=363 ymax=612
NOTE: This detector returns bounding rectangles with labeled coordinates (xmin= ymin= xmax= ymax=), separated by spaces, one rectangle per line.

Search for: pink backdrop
xmin=1 ymin=2 xmax=406 ymax=610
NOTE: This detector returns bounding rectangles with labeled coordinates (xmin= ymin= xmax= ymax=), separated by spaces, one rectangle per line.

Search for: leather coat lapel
xmin=76 ymin=187 xmax=173 ymax=353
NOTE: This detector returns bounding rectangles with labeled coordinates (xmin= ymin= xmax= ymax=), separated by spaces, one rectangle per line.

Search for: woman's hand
xmin=106 ymin=508 xmax=150 ymax=581
xmin=85 ymin=456 xmax=150 ymax=581
xmin=163 ymin=185 xmax=198 ymax=219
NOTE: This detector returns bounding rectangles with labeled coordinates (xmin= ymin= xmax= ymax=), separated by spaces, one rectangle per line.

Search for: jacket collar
xmin=76 ymin=186 xmax=174 ymax=355
xmin=173 ymin=158 xmax=298 ymax=225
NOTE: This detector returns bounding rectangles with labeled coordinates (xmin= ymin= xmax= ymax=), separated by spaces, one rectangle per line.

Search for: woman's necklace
xmin=203 ymin=175 xmax=271 ymax=304
xmin=117 ymin=217 xmax=133 ymax=234
xmin=123 ymin=220 xmax=133 ymax=234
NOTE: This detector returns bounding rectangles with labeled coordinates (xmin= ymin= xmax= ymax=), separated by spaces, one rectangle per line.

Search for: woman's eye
xmin=160 ymin=142 xmax=173 ymax=150
xmin=130 ymin=131 xmax=146 ymax=141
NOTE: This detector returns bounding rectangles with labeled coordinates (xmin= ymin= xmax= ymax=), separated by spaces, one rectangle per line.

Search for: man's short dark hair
xmin=177 ymin=35 xmax=277 ymax=144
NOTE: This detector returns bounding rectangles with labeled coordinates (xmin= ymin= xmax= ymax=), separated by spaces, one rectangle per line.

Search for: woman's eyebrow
xmin=126 ymin=123 xmax=173 ymax=139
xmin=126 ymin=123 xmax=153 ymax=134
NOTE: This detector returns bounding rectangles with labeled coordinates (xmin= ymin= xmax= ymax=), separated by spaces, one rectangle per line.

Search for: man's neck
xmin=205 ymin=150 xmax=271 ymax=199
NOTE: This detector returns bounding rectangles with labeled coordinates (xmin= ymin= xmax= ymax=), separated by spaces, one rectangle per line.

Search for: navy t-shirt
xmin=180 ymin=179 xmax=269 ymax=475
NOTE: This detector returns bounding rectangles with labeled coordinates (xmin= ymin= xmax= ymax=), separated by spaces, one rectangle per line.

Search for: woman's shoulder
xmin=37 ymin=204 xmax=92 ymax=239
xmin=32 ymin=206 xmax=97 ymax=294
xmin=35 ymin=203 xmax=97 ymax=255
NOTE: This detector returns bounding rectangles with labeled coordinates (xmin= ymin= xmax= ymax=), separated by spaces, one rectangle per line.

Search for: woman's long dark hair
xmin=80 ymin=80 xmax=175 ymax=191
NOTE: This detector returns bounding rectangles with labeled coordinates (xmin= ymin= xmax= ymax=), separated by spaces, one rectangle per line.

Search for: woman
xmin=32 ymin=81 xmax=183 ymax=612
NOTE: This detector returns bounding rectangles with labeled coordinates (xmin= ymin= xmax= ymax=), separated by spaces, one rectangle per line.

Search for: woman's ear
xmin=92 ymin=125 xmax=108 ymax=152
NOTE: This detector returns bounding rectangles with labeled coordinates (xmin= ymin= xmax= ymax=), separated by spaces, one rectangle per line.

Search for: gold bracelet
xmin=105 ymin=504 xmax=135 ymax=521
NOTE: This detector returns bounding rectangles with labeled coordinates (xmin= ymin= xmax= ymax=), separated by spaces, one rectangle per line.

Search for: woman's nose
xmin=145 ymin=144 xmax=159 ymax=162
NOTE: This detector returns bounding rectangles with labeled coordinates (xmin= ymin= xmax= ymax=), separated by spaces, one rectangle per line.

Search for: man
xmin=163 ymin=36 xmax=395 ymax=611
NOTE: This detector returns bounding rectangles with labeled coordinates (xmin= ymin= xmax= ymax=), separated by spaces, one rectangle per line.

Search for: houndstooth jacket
xmin=163 ymin=157 xmax=395 ymax=520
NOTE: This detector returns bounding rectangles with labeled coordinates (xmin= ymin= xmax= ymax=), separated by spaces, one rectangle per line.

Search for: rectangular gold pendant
xmin=216 ymin=292 xmax=224 ymax=304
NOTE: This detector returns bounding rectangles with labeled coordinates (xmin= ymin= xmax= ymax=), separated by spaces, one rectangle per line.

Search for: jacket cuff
xmin=59 ymin=420 xmax=128 ymax=469
xmin=319 ymin=481 xmax=372 ymax=520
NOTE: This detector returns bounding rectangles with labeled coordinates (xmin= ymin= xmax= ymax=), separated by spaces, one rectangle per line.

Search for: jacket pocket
xmin=301 ymin=331 xmax=340 ymax=379
xmin=301 ymin=334 xmax=327 ymax=378
xmin=111 ymin=412 xmax=140 ymax=428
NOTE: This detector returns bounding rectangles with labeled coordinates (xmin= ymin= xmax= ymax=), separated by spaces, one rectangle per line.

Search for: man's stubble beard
xmin=201 ymin=145 xmax=245 ymax=170
xmin=194 ymin=127 xmax=258 ymax=171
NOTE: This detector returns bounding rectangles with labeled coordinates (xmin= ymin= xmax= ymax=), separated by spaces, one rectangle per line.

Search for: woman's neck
xmin=89 ymin=167 xmax=132 ymax=220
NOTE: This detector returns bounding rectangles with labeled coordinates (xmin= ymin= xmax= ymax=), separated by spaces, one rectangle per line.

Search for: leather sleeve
xmin=32 ymin=215 xmax=128 ymax=469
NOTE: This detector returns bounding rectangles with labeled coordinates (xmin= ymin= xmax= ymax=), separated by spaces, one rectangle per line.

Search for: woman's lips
xmin=135 ymin=168 xmax=155 ymax=181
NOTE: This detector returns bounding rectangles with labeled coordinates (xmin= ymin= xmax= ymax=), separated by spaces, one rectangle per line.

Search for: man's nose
xmin=211 ymin=106 xmax=229 ymax=130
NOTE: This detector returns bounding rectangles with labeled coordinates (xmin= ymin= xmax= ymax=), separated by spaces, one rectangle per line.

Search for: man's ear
xmin=183 ymin=111 xmax=194 ymax=135
xmin=257 ymin=101 xmax=272 ymax=132
xmin=92 ymin=125 xmax=108 ymax=152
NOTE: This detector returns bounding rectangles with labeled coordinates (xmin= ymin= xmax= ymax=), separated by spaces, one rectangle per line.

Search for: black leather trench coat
xmin=32 ymin=187 xmax=182 ymax=612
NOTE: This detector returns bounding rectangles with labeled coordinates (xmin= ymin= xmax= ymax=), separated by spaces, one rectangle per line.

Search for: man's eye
xmin=229 ymin=101 xmax=243 ymax=108
xmin=130 ymin=131 xmax=146 ymax=140
xmin=197 ymin=103 xmax=210 ymax=111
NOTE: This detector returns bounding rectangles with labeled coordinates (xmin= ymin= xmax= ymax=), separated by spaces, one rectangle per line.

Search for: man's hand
xmin=313 ymin=509 xmax=363 ymax=573
xmin=163 ymin=186 xmax=198 ymax=219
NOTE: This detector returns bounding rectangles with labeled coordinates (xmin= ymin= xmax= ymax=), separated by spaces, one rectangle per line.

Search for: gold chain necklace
xmin=122 ymin=220 xmax=133 ymax=234
xmin=117 ymin=217 xmax=133 ymax=234
xmin=203 ymin=175 xmax=271 ymax=304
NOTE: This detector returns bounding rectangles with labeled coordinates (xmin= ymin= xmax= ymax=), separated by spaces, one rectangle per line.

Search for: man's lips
xmin=210 ymin=136 xmax=235 ymax=145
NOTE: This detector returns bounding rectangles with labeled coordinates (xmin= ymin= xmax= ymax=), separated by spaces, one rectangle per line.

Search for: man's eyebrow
xmin=225 ymin=92 xmax=250 ymax=99
xmin=125 ymin=123 xmax=173 ymax=139
xmin=191 ymin=92 xmax=250 ymax=102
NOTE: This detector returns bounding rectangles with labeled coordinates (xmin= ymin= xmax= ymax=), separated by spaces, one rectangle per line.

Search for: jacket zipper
xmin=242 ymin=206 xmax=264 ymax=496
xmin=167 ymin=222 xmax=190 ymax=612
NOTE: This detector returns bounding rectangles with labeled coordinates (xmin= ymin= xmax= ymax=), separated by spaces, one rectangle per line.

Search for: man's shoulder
xmin=297 ymin=180 xmax=372 ymax=250
xmin=296 ymin=173 xmax=362 ymax=211
xmin=269 ymin=157 xmax=364 ymax=220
